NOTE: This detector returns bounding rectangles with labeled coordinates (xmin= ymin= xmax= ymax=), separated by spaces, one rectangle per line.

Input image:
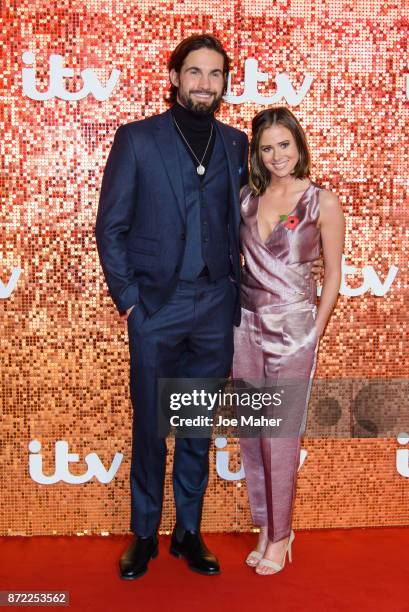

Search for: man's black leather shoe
xmin=170 ymin=528 xmax=220 ymax=575
xmin=119 ymin=535 xmax=158 ymax=580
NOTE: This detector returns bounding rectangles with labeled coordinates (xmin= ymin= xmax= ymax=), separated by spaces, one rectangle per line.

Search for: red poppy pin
xmin=279 ymin=214 xmax=299 ymax=230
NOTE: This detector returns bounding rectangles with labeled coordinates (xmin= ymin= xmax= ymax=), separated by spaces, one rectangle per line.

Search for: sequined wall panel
xmin=1 ymin=1 xmax=408 ymax=535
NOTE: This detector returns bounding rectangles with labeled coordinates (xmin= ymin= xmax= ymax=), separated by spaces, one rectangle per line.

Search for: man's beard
xmin=179 ymin=89 xmax=223 ymax=115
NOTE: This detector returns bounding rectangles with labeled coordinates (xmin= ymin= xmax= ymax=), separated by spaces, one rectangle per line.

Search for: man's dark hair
xmin=165 ymin=34 xmax=231 ymax=104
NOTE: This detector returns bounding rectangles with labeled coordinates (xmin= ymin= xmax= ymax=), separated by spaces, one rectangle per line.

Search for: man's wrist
xmin=119 ymin=303 xmax=137 ymax=316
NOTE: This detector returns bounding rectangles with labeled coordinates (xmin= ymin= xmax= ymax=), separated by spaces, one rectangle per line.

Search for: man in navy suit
xmin=95 ymin=34 xmax=248 ymax=579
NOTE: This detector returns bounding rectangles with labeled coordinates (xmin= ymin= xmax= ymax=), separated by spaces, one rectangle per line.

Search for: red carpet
xmin=1 ymin=529 xmax=408 ymax=612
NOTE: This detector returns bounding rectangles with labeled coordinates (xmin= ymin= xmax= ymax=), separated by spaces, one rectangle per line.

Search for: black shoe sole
xmin=169 ymin=547 xmax=220 ymax=575
xmin=119 ymin=547 xmax=158 ymax=580
xmin=119 ymin=569 xmax=148 ymax=581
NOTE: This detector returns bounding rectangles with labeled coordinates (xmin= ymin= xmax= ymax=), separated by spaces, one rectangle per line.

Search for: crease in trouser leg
xmin=261 ymin=436 xmax=301 ymax=543
xmin=239 ymin=437 xmax=268 ymax=527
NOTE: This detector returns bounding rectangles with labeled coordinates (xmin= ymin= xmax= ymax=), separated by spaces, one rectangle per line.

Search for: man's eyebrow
xmin=184 ymin=66 xmax=223 ymax=73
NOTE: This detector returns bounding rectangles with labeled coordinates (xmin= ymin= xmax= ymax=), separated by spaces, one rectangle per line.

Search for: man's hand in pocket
xmin=120 ymin=304 xmax=135 ymax=322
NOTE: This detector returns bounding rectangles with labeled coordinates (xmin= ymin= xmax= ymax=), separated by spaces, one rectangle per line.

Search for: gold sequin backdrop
xmin=1 ymin=0 xmax=408 ymax=535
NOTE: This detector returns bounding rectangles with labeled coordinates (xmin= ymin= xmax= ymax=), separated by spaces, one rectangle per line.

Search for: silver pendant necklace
xmin=173 ymin=117 xmax=213 ymax=176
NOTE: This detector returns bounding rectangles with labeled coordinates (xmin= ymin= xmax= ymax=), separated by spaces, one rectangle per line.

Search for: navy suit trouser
xmin=127 ymin=276 xmax=236 ymax=536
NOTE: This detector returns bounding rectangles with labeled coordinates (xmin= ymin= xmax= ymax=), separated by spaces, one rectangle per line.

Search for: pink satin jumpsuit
xmin=232 ymin=182 xmax=321 ymax=542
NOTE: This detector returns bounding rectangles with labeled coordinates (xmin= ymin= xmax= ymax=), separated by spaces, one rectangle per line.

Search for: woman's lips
xmin=271 ymin=160 xmax=288 ymax=169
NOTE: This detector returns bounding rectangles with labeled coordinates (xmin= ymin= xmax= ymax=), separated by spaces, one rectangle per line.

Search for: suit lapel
xmin=215 ymin=120 xmax=241 ymax=238
xmin=153 ymin=109 xmax=185 ymax=219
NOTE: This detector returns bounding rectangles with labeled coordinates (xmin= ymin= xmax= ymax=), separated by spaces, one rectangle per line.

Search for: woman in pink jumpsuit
xmin=233 ymin=107 xmax=344 ymax=575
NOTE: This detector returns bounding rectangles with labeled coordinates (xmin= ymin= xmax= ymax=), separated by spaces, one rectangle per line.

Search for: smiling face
xmin=259 ymin=124 xmax=300 ymax=179
xmin=170 ymin=48 xmax=226 ymax=115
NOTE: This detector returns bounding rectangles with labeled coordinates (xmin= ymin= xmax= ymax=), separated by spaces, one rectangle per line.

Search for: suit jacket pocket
xmin=128 ymin=236 xmax=158 ymax=256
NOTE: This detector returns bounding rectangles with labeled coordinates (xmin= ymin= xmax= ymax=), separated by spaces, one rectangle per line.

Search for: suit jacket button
xmin=175 ymin=265 xmax=180 ymax=272
xmin=181 ymin=233 xmax=186 ymax=240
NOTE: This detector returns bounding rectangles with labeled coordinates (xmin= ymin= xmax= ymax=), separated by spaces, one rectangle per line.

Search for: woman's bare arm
xmin=316 ymin=190 xmax=345 ymax=337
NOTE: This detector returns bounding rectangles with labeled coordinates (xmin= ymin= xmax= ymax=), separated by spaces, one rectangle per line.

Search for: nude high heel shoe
xmin=245 ymin=550 xmax=263 ymax=566
xmin=246 ymin=527 xmax=268 ymax=566
xmin=255 ymin=530 xmax=295 ymax=575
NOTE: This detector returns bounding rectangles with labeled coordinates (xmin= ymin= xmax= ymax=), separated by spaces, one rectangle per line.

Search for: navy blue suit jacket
xmin=95 ymin=108 xmax=249 ymax=325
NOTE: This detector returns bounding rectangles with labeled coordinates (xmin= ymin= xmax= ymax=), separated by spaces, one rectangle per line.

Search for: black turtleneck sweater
xmin=171 ymin=102 xmax=216 ymax=179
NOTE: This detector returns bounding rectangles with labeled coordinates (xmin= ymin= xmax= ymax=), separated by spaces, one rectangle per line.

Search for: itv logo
xmin=28 ymin=440 xmax=123 ymax=484
xmin=22 ymin=51 xmax=120 ymax=101
xmin=214 ymin=437 xmax=308 ymax=481
xmin=0 ymin=268 xmax=22 ymax=298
